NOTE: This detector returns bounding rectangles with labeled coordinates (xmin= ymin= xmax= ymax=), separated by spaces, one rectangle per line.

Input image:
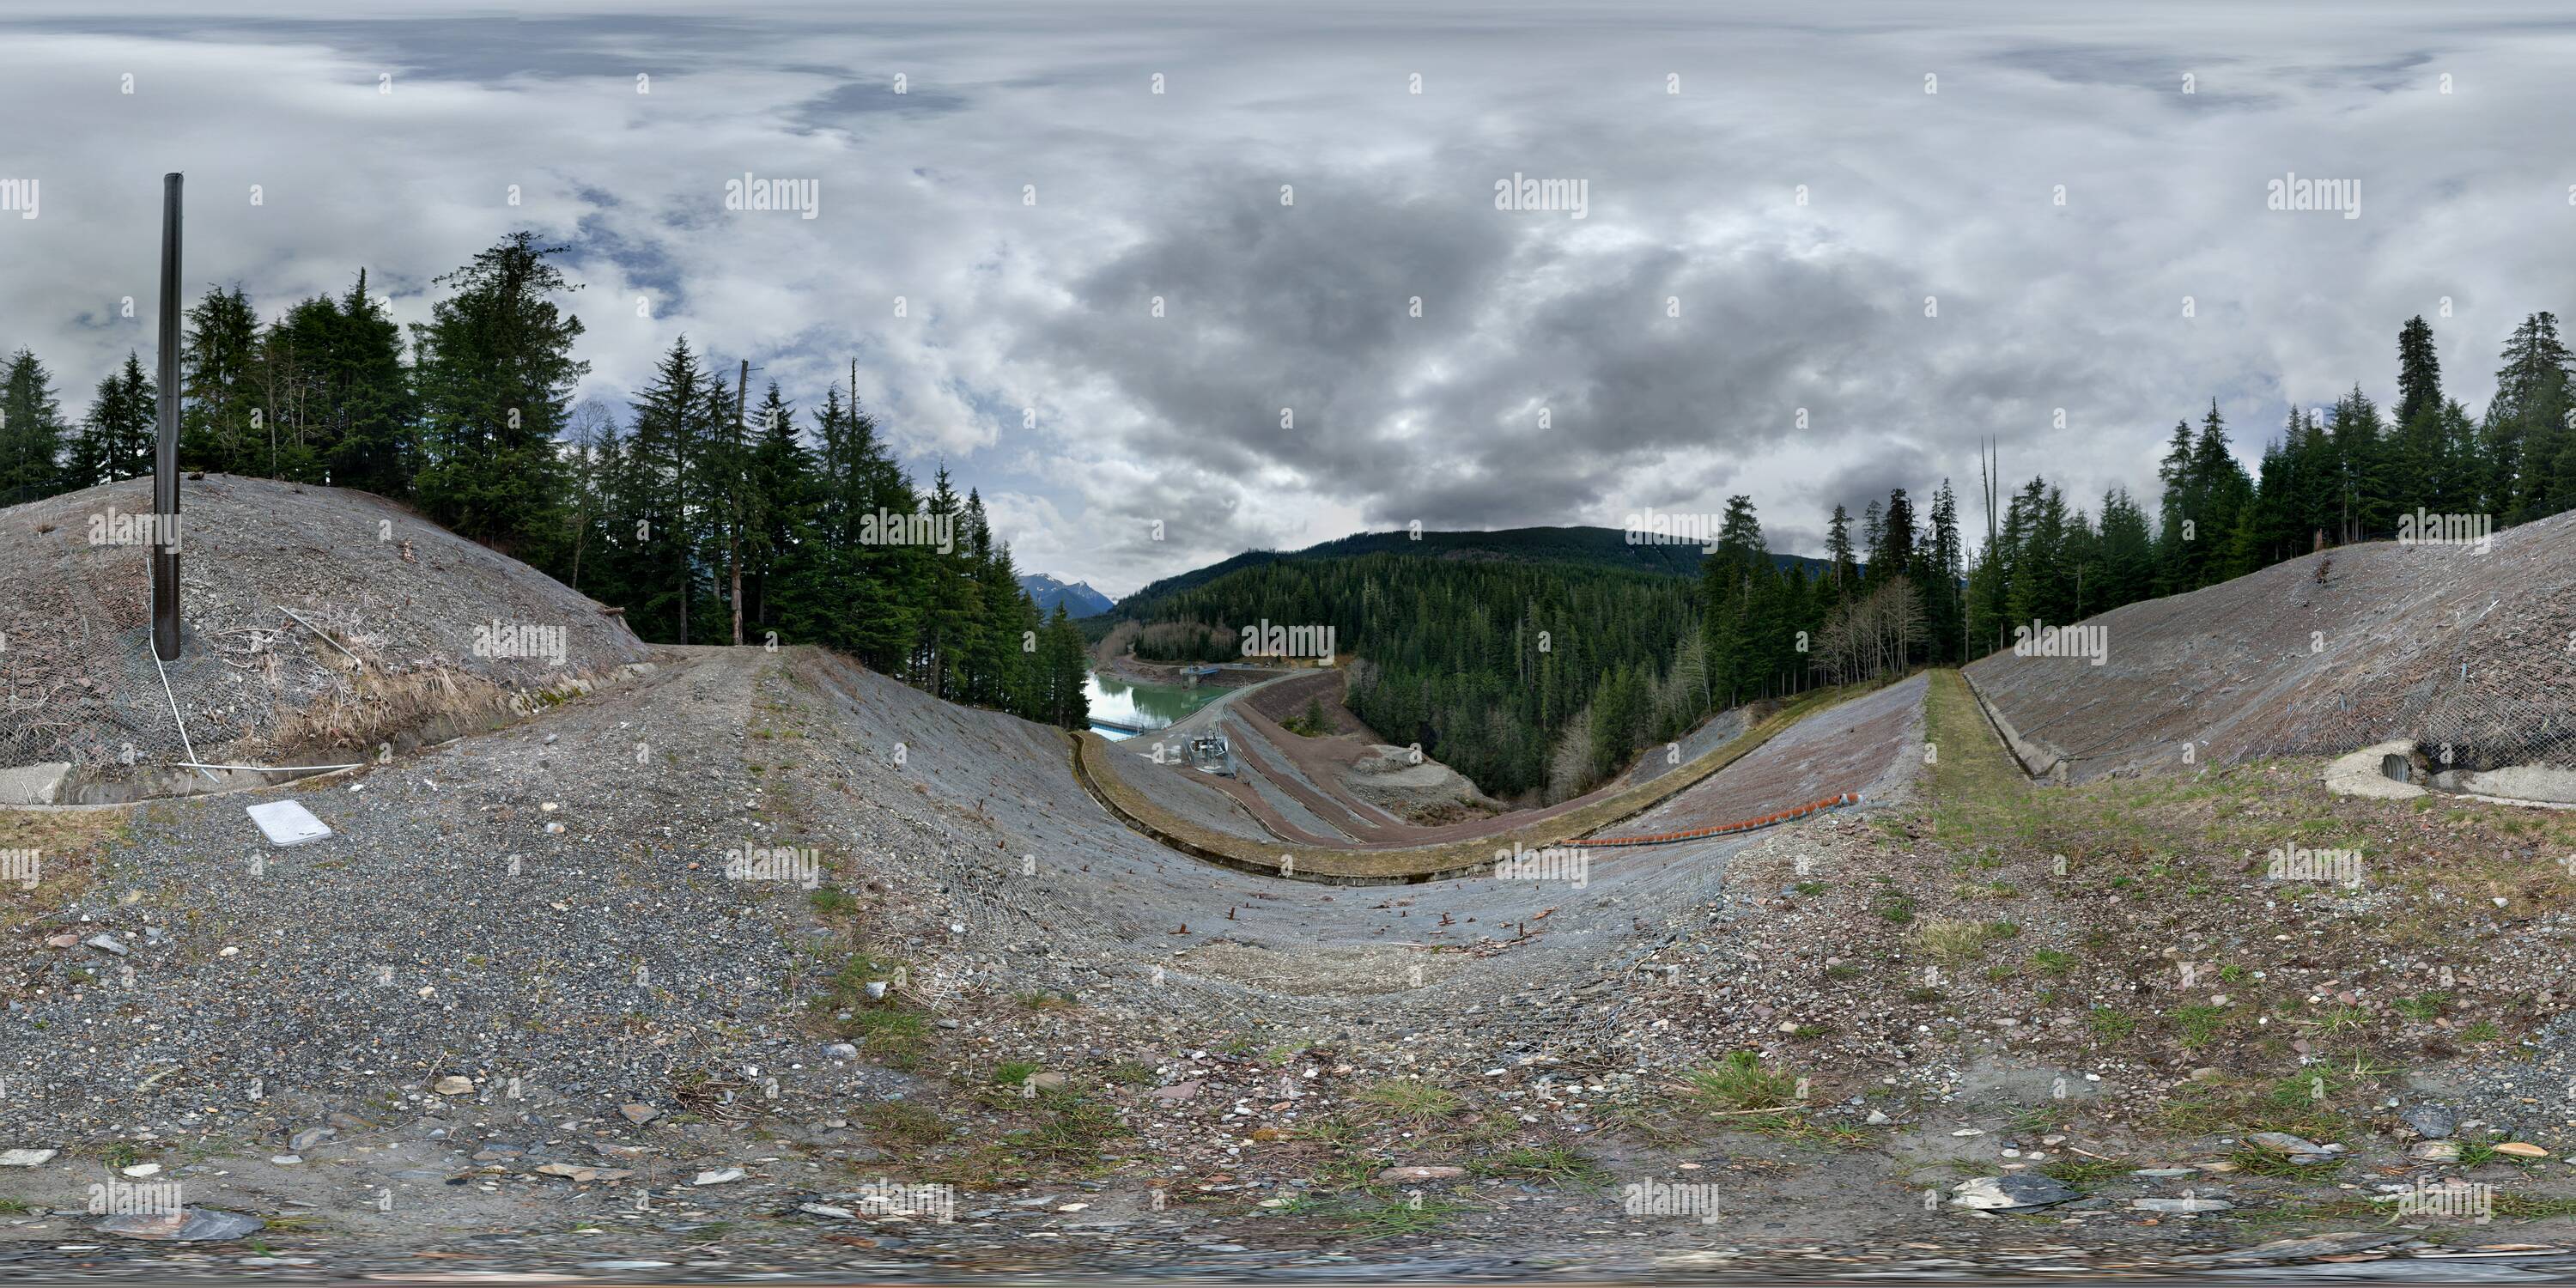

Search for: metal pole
xmin=152 ymin=173 xmax=183 ymax=662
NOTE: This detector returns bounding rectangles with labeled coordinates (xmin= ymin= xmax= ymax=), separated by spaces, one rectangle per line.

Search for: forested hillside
xmin=0 ymin=233 xmax=1089 ymax=732
xmin=1111 ymin=525 xmax=1833 ymax=609
xmin=1115 ymin=554 xmax=1698 ymax=799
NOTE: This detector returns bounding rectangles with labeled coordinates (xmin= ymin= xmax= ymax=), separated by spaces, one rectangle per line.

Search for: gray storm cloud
xmin=3 ymin=1 xmax=2572 ymax=593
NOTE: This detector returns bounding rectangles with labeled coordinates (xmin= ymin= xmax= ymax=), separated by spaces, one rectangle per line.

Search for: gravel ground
xmin=3 ymin=647 xmax=890 ymax=1137
xmin=6 ymin=633 xmax=2573 ymax=1277
xmin=1612 ymin=676 xmax=1927 ymax=835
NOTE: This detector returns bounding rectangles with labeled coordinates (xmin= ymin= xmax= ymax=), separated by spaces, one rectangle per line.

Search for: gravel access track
xmin=3 ymin=647 xmax=875 ymax=1139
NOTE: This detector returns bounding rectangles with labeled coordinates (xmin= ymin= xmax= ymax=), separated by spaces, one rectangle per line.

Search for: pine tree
xmin=1824 ymin=503 xmax=1857 ymax=595
xmin=325 ymin=270 xmax=417 ymax=495
xmin=2099 ymin=486 xmax=2156 ymax=605
xmin=1924 ymin=483 xmax=1963 ymax=663
xmin=180 ymin=284 xmax=261 ymax=474
xmin=1859 ymin=499 xmax=1884 ymax=580
xmin=915 ymin=464 xmax=980 ymax=697
xmin=2188 ymin=400 xmax=2252 ymax=586
xmin=2395 ymin=314 xmax=2442 ymax=432
xmin=741 ymin=382 xmax=813 ymax=634
xmin=2153 ymin=418 xmax=2196 ymax=591
xmin=410 ymin=232 xmax=588 ymax=563
xmin=2326 ymin=386 xmax=2387 ymax=543
xmin=2491 ymin=313 xmax=2573 ymax=522
xmin=0 ymin=348 xmax=66 ymax=500
xmin=622 ymin=337 xmax=716 ymax=643
xmin=72 ymin=353 xmax=156 ymax=485
xmin=1039 ymin=603 xmax=1090 ymax=727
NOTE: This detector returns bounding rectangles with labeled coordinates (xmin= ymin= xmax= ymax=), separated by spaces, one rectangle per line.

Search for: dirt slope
xmin=1965 ymin=514 xmax=2576 ymax=782
xmin=0 ymin=475 xmax=649 ymax=787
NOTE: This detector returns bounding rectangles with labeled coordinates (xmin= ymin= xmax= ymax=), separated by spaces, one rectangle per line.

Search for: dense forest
xmin=1115 ymin=555 xmax=1699 ymax=798
xmin=1107 ymin=524 xmax=1830 ymax=611
xmin=0 ymin=233 xmax=1090 ymax=731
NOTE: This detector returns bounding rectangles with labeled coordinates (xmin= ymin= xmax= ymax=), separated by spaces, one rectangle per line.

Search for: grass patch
xmin=1682 ymin=1051 xmax=1801 ymax=1113
xmin=1000 ymin=1091 xmax=1127 ymax=1165
xmin=849 ymin=1009 xmax=929 ymax=1069
xmin=856 ymin=1100 xmax=950 ymax=1150
xmin=2391 ymin=993 xmax=2451 ymax=1021
xmin=2038 ymin=1157 xmax=2136 ymax=1186
xmin=0 ymin=807 xmax=123 ymax=938
xmin=2169 ymin=1003 xmax=2234 ymax=1048
xmin=2226 ymin=1145 xmax=2346 ymax=1178
xmin=1353 ymin=1080 xmax=1461 ymax=1126
xmin=1923 ymin=670 xmax=2040 ymax=845
xmin=1334 ymin=1194 xmax=1467 ymax=1240
xmin=1917 ymin=917 xmax=2010 ymax=963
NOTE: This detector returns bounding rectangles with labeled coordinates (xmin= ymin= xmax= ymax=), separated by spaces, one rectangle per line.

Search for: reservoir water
xmin=1084 ymin=667 xmax=1224 ymax=739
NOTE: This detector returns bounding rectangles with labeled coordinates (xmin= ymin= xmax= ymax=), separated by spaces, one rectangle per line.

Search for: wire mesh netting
xmin=1969 ymin=513 xmax=2576 ymax=783
xmin=0 ymin=522 xmax=319 ymax=774
xmin=3 ymin=475 xmax=652 ymax=787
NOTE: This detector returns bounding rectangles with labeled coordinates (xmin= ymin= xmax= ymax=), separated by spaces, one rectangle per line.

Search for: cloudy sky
xmin=3 ymin=2 xmax=2572 ymax=594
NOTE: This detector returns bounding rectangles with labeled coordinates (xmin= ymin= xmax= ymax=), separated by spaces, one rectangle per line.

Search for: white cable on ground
xmin=175 ymin=761 xmax=364 ymax=774
xmin=149 ymin=643 xmax=220 ymax=782
xmin=276 ymin=606 xmax=364 ymax=671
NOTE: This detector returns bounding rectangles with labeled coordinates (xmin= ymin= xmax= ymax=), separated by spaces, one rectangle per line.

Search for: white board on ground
xmin=246 ymin=799 xmax=333 ymax=847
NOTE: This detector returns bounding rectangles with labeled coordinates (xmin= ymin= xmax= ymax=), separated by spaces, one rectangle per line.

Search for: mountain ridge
xmin=1112 ymin=525 xmax=1840 ymax=614
xmin=1017 ymin=573 xmax=1115 ymax=618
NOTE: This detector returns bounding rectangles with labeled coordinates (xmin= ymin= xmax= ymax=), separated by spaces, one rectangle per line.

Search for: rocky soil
xmin=3 ymin=640 xmax=2574 ymax=1278
xmin=0 ymin=475 xmax=649 ymax=786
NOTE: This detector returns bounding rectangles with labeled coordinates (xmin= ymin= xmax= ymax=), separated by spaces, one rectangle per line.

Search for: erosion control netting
xmin=1965 ymin=513 xmax=2576 ymax=781
xmin=2 ymin=475 xmax=652 ymax=782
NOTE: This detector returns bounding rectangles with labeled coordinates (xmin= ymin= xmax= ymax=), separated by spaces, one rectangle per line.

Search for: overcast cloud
xmin=3 ymin=2 xmax=2572 ymax=593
